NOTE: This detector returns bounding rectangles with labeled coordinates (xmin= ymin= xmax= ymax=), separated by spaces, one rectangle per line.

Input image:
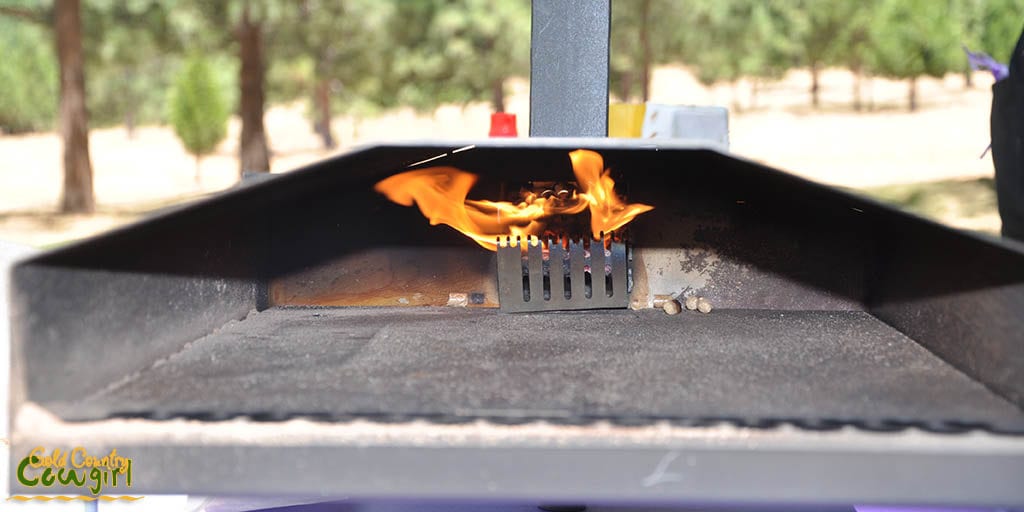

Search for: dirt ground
xmin=0 ymin=66 xmax=1003 ymax=247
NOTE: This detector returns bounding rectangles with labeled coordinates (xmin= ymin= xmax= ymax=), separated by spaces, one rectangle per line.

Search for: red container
xmin=488 ymin=112 xmax=518 ymax=137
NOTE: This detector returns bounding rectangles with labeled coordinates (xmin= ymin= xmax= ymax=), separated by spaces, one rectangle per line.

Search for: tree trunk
xmin=730 ymin=80 xmax=742 ymax=113
xmin=750 ymin=79 xmax=759 ymax=110
xmin=810 ymin=62 xmax=821 ymax=109
xmin=124 ymin=110 xmax=136 ymax=139
xmin=852 ymin=67 xmax=863 ymax=112
xmin=237 ymin=3 xmax=270 ymax=175
xmin=195 ymin=154 xmax=202 ymax=184
xmin=491 ymin=77 xmax=506 ymax=113
xmin=55 ymin=0 xmax=94 ymax=213
xmin=619 ymin=71 xmax=633 ymax=102
xmin=908 ymin=76 xmax=918 ymax=112
xmin=315 ymin=79 xmax=335 ymax=149
xmin=352 ymin=116 xmax=362 ymax=141
xmin=964 ymin=67 xmax=974 ymax=89
xmin=124 ymin=68 xmax=137 ymax=139
xmin=639 ymin=0 xmax=651 ymax=102
xmin=866 ymin=74 xmax=875 ymax=112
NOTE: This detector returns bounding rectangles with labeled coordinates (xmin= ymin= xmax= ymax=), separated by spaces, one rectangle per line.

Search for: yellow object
xmin=608 ymin=103 xmax=646 ymax=138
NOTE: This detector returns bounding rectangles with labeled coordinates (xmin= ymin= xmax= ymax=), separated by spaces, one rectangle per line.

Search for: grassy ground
xmin=0 ymin=193 xmax=212 ymax=249
xmin=859 ymin=177 xmax=1000 ymax=235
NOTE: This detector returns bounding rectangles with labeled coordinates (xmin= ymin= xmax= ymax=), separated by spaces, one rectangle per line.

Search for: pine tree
xmin=610 ymin=0 xmax=681 ymax=102
xmin=682 ymin=0 xmax=747 ymax=109
xmin=979 ymin=0 xmax=1024 ymax=63
xmin=274 ymin=0 xmax=395 ymax=149
xmin=0 ymin=16 xmax=58 ymax=133
xmin=870 ymin=0 xmax=962 ymax=111
xmin=382 ymin=0 xmax=530 ymax=114
xmin=180 ymin=0 xmax=287 ymax=175
xmin=789 ymin=0 xmax=853 ymax=109
xmin=168 ymin=56 xmax=229 ymax=183
xmin=0 ymin=0 xmax=96 ymax=212
xmin=834 ymin=0 xmax=879 ymax=110
xmin=84 ymin=0 xmax=178 ymax=136
xmin=739 ymin=1 xmax=799 ymax=109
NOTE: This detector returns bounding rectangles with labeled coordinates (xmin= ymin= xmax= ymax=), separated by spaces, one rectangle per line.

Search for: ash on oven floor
xmin=64 ymin=307 xmax=1024 ymax=431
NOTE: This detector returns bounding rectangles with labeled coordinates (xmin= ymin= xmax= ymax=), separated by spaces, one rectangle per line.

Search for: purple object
xmin=964 ymin=45 xmax=1009 ymax=81
xmin=963 ymin=46 xmax=1009 ymax=158
xmin=856 ymin=507 xmax=1001 ymax=512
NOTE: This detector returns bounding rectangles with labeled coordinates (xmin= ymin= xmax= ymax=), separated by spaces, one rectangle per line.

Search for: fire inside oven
xmin=373 ymin=149 xmax=643 ymax=312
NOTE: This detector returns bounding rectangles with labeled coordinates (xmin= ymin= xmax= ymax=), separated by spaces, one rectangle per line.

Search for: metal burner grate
xmin=496 ymin=235 xmax=629 ymax=312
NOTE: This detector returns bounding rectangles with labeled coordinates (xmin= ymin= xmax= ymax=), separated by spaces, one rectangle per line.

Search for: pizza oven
xmin=9 ymin=138 xmax=1024 ymax=507
xmin=8 ymin=0 xmax=1024 ymax=508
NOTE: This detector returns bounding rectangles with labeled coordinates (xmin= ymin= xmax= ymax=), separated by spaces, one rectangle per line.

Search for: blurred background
xmin=0 ymin=0 xmax=1021 ymax=247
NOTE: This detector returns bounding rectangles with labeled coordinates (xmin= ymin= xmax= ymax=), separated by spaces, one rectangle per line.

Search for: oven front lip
xmin=11 ymin=407 xmax=1024 ymax=505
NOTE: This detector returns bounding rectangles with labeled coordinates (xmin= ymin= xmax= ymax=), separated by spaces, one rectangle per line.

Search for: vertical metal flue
xmin=529 ymin=0 xmax=611 ymax=137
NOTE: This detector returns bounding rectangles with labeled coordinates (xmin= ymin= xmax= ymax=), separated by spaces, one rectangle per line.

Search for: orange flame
xmin=374 ymin=149 xmax=653 ymax=250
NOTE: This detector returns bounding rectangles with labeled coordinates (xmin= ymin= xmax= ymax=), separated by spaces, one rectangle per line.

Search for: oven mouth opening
xmin=12 ymin=143 xmax=1024 ymax=438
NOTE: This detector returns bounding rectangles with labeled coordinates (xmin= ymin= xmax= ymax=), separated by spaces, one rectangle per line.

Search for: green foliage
xmin=738 ymin=2 xmax=800 ymax=81
xmin=787 ymin=0 xmax=857 ymax=69
xmin=678 ymin=0 xmax=796 ymax=89
xmin=833 ymin=0 xmax=880 ymax=73
xmin=0 ymin=0 xmax=196 ymax=132
xmin=167 ymin=56 xmax=229 ymax=160
xmin=861 ymin=177 xmax=997 ymax=233
xmin=664 ymin=0 xmax=1024 ymax=109
xmin=87 ymin=58 xmax=178 ymax=128
xmin=610 ymin=2 xmax=641 ymax=100
xmin=267 ymin=55 xmax=314 ymax=105
xmin=956 ymin=0 xmax=986 ymax=52
xmin=978 ymin=0 xmax=1024 ymax=62
xmin=272 ymin=0 xmax=396 ymax=115
xmin=82 ymin=0 xmax=179 ymax=128
xmin=0 ymin=16 xmax=58 ymax=133
xmin=682 ymin=1 xmax=750 ymax=86
xmin=384 ymin=0 xmax=530 ymax=112
xmin=610 ymin=0 xmax=684 ymax=101
xmin=8 ymin=0 xmax=1024 ymax=139
xmin=869 ymin=0 xmax=963 ymax=80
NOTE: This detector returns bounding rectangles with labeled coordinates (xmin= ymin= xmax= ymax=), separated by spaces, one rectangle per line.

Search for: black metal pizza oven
xmin=9 ymin=138 xmax=1024 ymax=507
xmin=8 ymin=0 xmax=1024 ymax=508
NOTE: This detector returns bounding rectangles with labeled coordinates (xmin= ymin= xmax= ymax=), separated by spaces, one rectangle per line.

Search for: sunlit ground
xmin=863 ymin=177 xmax=999 ymax=233
xmin=0 ymin=66 xmax=1003 ymax=248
